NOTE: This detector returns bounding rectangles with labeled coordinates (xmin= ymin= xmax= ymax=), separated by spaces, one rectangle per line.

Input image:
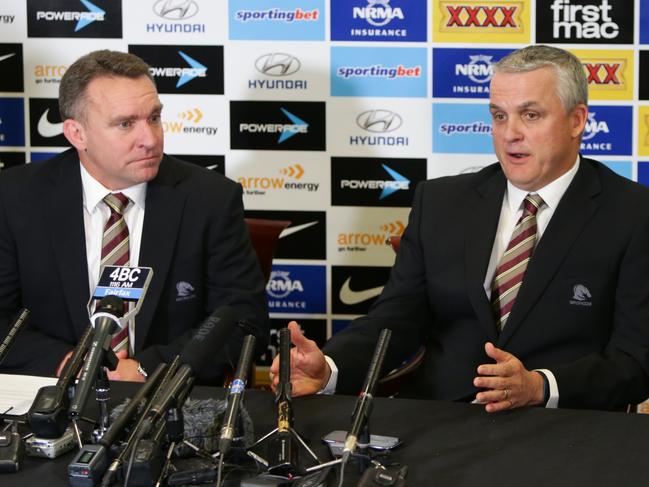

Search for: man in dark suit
xmin=271 ymin=45 xmax=649 ymax=411
xmin=0 ymin=50 xmax=268 ymax=383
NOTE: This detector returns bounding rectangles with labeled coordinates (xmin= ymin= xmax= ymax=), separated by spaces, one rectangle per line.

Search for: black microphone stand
xmin=247 ymin=327 xmax=322 ymax=479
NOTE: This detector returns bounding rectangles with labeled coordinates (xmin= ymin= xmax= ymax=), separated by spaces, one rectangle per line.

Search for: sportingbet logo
xmin=438 ymin=121 xmax=492 ymax=135
xmin=456 ymin=55 xmax=494 ymax=83
xmin=149 ymin=51 xmax=207 ymax=88
xmin=235 ymin=8 xmax=319 ymax=22
xmin=445 ymin=4 xmax=519 ymax=27
xmin=353 ymin=0 xmax=404 ymax=26
xmin=36 ymin=0 xmax=105 ymax=31
xmin=337 ymin=64 xmax=421 ymax=79
xmin=550 ymin=0 xmax=619 ymax=39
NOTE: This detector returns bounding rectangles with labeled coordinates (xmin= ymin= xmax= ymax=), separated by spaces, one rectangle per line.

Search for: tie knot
xmin=103 ymin=192 xmax=130 ymax=215
xmin=523 ymin=193 xmax=545 ymax=216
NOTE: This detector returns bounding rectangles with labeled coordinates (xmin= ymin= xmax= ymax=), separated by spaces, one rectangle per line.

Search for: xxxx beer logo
xmin=571 ymin=50 xmax=633 ymax=100
xmin=639 ymin=107 xmax=649 ymax=157
xmin=434 ymin=2 xmax=529 ymax=43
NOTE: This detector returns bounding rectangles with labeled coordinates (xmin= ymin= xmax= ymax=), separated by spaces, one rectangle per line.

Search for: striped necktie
xmin=101 ymin=192 xmax=131 ymax=353
xmin=491 ymin=193 xmax=546 ymax=331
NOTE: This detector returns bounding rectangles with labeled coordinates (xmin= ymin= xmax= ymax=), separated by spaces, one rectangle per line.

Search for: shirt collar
xmin=505 ymin=155 xmax=580 ymax=214
xmin=80 ymin=162 xmax=147 ymax=213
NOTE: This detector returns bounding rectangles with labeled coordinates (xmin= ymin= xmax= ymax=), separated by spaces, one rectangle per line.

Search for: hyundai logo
xmin=356 ymin=109 xmax=403 ymax=133
xmin=153 ymin=0 xmax=199 ymax=20
xmin=255 ymin=53 xmax=301 ymax=77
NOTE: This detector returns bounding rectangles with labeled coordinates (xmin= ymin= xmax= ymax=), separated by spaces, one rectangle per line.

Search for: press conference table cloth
xmin=6 ymin=384 xmax=649 ymax=486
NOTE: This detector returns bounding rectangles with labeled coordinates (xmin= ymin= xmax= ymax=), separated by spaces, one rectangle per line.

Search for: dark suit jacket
xmin=324 ymin=157 xmax=649 ymax=410
xmin=0 ymin=149 xmax=268 ymax=384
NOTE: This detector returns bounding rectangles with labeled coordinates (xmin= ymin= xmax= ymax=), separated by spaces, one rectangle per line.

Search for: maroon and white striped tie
xmin=491 ymin=193 xmax=546 ymax=331
xmin=101 ymin=192 xmax=131 ymax=353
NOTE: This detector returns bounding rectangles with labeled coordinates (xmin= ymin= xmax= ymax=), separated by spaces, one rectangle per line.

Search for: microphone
xmin=28 ymin=324 xmax=94 ymax=438
xmin=0 ymin=308 xmax=30 ymax=365
xmin=268 ymin=327 xmax=298 ymax=476
xmin=135 ymin=305 xmax=237 ymax=439
xmin=218 ymin=334 xmax=256 ymax=455
xmin=68 ymin=295 xmax=124 ymax=420
xmin=341 ymin=328 xmax=392 ymax=465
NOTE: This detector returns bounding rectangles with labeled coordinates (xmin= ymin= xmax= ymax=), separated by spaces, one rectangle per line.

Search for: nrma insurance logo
xmin=331 ymin=0 xmax=427 ymax=42
xmin=331 ymin=47 xmax=427 ymax=98
xmin=433 ymin=48 xmax=513 ymax=99
xmin=266 ymin=265 xmax=326 ymax=314
xmin=0 ymin=98 xmax=25 ymax=146
xmin=433 ymin=103 xmax=493 ymax=154
xmin=28 ymin=0 xmax=121 ymax=38
xmin=229 ymin=0 xmax=324 ymax=40
xmin=580 ymin=106 xmax=632 ymax=156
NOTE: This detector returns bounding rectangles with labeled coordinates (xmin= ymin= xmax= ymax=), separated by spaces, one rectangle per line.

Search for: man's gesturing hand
xmin=269 ymin=321 xmax=331 ymax=397
xmin=473 ymin=342 xmax=545 ymax=413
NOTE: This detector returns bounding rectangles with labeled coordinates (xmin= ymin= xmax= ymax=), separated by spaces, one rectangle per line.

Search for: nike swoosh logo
xmin=37 ymin=109 xmax=64 ymax=138
xmin=0 ymin=53 xmax=16 ymax=63
xmin=206 ymin=164 xmax=219 ymax=170
xmin=339 ymin=277 xmax=384 ymax=305
xmin=280 ymin=221 xmax=318 ymax=239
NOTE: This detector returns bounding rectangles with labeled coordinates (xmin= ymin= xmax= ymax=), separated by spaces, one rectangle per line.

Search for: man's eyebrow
xmin=489 ymin=101 xmax=541 ymax=111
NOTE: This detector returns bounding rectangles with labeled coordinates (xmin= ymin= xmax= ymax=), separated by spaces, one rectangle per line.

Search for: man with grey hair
xmin=272 ymin=45 xmax=649 ymax=411
xmin=0 ymin=50 xmax=269 ymax=383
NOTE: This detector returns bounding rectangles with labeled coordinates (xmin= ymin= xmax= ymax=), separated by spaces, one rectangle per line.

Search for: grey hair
xmin=59 ymin=50 xmax=154 ymax=121
xmin=494 ymin=45 xmax=588 ymax=113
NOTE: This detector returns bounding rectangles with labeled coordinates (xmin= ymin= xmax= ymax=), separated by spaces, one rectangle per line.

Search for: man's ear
xmin=570 ymin=103 xmax=589 ymax=139
xmin=62 ymin=118 xmax=86 ymax=151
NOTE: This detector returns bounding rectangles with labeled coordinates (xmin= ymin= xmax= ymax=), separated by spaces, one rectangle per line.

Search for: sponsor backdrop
xmin=0 ymin=0 xmax=647 ymax=378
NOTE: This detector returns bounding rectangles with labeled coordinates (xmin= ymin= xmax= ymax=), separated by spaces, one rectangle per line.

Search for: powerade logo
xmin=0 ymin=99 xmax=25 ymax=146
xmin=580 ymin=106 xmax=631 ymax=156
xmin=331 ymin=47 xmax=427 ymax=98
xmin=433 ymin=48 xmax=513 ymax=99
xmin=433 ymin=103 xmax=493 ymax=154
xmin=331 ymin=0 xmax=427 ymax=42
xmin=230 ymin=101 xmax=326 ymax=151
xmin=331 ymin=157 xmax=426 ymax=207
xmin=129 ymin=45 xmax=223 ymax=95
xmin=266 ymin=265 xmax=325 ymax=314
xmin=229 ymin=0 xmax=324 ymax=40
xmin=536 ymin=0 xmax=633 ymax=44
xmin=27 ymin=0 xmax=122 ymax=38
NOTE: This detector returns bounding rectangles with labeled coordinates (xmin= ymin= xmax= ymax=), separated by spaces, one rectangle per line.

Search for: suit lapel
xmin=465 ymin=169 xmax=506 ymax=341
xmin=135 ymin=156 xmax=187 ymax=350
xmin=499 ymin=160 xmax=601 ymax=345
xmin=42 ymin=150 xmax=90 ymax=335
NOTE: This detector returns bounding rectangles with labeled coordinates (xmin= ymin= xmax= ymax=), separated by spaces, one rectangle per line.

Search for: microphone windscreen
xmin=96 ymin=294 xmax=125 ymax=317
xmin=180 ymin=306 xmax=237 ymax=373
